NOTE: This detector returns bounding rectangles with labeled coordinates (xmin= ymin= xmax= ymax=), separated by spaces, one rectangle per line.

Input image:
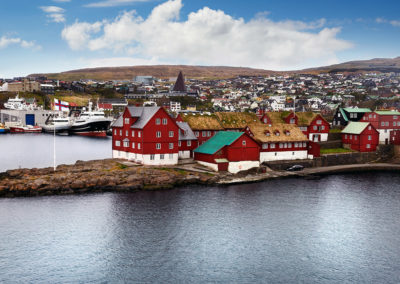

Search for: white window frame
xmin=187 ymin=140 xmax=191 ymax=147
xmin=156 ymin=143 xmax=161 ymax=149
xmin=115 ymin=140 xmax=121 ymax=147
xmin=156 ymin=118 xmax=161 ymax=125
xmin=132 ymin=142 xmax=135 ymax=149
xmin=124 ymin=118 xmax=129 ymax=124
xmin=150 ymin=154 xmax=155 ymax=160
xmin=169 ymin=131 xmax=174 ymax=137
xmin=169 ymin=143 xmax=173 ymax=149
xmin=162 ymin=118 xmax=168 ymax=125
xmin=132 ymin=130 xmax=135 ymax=137
xmin=156 ymin=131 xmax=161 ymax=138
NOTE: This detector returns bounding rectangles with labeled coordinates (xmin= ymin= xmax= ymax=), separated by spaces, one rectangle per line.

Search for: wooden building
xmin=341 ymin=122 xmax=379 ymax=152
xmin=332 ymin=107 xmax=371 ymax=127
xmin=194 ymin=131 xmax=260 ymax=173
xmin=360 ymin=110 xmax=400 ymax=144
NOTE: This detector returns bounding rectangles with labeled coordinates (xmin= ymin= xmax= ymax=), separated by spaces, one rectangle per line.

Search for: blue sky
xmin=0 ymin=0 xmax=399 ymax=78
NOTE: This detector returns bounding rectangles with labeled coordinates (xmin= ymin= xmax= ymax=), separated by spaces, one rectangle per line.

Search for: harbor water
xmin=1 ymin=173 xmax=400 ymax=283
xmin=0 ymin=134 xmax=112 ymax=172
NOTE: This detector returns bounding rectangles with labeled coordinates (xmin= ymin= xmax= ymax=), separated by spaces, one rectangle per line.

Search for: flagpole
xmin=53 ymin=100 xmax=56 ymax=172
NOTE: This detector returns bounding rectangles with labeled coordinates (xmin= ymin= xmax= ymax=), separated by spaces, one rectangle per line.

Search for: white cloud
xmin=85 ymin=0 xmax=152 ymax=8
xmin=375 ymin=17 xmax=387 ymax=24
xmin=62 ymin=0 xmax=353 ymax=70
xmin=53 ymin=0 xmax=71 ymax=2
xmin=40 ymin=6 xmax=66 ymax=23
xmin=390 ymin=20 xmax=400 ymax=27
xmin=0 ymin=36 xmax=41 ymax=50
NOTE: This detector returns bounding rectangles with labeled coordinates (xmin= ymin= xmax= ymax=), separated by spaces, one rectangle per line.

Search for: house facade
xmin=112 ymin=106 xmax=180 ymax=165
xmin=332 ymin=107 xmax=371 ymax=127
xmin=194 ymin=131 xmax=260 ymax=173
xmin=177 ymin=121 xmax=198 ymax=159
xmin=296 ymin=112 xmax=330 ymax=142
xmin=244 ymin=124 xmax=311 ymax=162
xmin=360 ymin=111 xmax=400 ymax=144
xmin=341 ymin=122 xmax=379 ymax=152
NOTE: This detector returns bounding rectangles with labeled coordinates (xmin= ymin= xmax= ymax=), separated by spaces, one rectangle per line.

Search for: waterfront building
xmin=244 ymin=124 xmax=311 ymax=162
xmin=176 ymin=113 xmax=224 ymax=145
xmin=360 ymin=110 xmax=400 ymax=144
xmin=332 ymin=107 xmax=371 ymax=127
xmin=341 ymin=122 xmax=379 ymax=152
xmin=194 ymin=131 xmax=260 ymax=173
xmin=177 ymin=121 xmax=198 ymax=159
xmin=112 ymin=106 xmax=180 ymax=165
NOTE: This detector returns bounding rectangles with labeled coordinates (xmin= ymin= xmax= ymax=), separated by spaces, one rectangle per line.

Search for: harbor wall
xmin=0 ymin=109 xmax=63 ymax=126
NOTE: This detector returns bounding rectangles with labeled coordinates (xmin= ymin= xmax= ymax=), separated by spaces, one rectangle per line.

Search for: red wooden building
xmin=341 ymin=122 xmax=379 ymax=152
xmin=244 ymin=124 xmax=312 ymax=162
xmin=361 ymin=110 xmax=400 ymax=144
xmin=112 ymin=106 xmax=180 ymax=165
xmin=177 ymin=121 xmax=198 ymax=159
xmin=390 ymin=130 xmax=400 ymax=145
xmin=194 ymin=131 xmax=260 ymax=173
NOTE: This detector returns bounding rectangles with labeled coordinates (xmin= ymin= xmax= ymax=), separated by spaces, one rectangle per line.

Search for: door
xmin=385 ymin=138 xmax=389 ymax=145
xmin=313 ymin=134 xmax=320 ymax=142
xmin=25 ymin=114 xmax=35 ymax=126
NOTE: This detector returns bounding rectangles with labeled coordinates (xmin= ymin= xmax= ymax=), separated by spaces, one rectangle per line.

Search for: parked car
xmin=286 ymin=165 xmax=304 ymax=171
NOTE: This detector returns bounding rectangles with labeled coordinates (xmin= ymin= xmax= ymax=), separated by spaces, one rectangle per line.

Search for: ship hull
xmin=68 ymin=120 xmax=111 ymax=137
xmin=10 ymin=126 xmax=42 ymax=133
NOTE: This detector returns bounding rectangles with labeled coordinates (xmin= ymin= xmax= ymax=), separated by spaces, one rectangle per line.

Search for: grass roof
xmin=215 ymin=112 xmax=262 ymax=129
xmin=248 ymin=124 xmax=308 ymax=143
xmin=180 ymin=114 xmax=224 ymax=130
xmin=296 ymin=112 xmax=321 ymax=126
xmin=265 ymin=112 xmax=289 ymax=124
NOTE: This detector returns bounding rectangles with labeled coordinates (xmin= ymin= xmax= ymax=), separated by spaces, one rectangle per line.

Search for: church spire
xmin=173 ymin=71 xmax=186 ymax=92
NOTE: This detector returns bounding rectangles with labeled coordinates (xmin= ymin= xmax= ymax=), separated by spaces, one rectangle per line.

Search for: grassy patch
xmin=320 ymin=148 xmax=355 ymax=154
xmin=329 ymin=128 xmax=342 ymax=133
xmin=117 ymin=163 xmax=128 ymax=169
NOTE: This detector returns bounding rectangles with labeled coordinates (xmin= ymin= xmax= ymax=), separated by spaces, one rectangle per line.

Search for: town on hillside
xmin=1 ymin=71 xmax=400 ymax=173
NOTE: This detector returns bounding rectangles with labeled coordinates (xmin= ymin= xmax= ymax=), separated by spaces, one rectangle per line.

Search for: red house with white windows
xmin=360 ymin=110 xmax=400 ymax=144
xmin=244 ymin=124 xmax=311 ymax=162
xmin=194 ymin=131 xmax=260 ymax=173
xmin=341 ymin=122 xmax=379 ymax=152
xmin=177 ymin=121 xmax=198 ymax=159
xmin=112 ymin=106 xmax=180 ymax=165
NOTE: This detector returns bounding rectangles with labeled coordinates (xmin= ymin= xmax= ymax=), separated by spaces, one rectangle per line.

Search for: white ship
xmin=41 ymin=115 xmax=74 ymax=134
xmin=4 ymin=94 xmax=39 ymax=110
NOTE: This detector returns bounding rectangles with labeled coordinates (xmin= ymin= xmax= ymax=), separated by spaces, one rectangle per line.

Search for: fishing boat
xmin=41 ymin=115 xmax=73 ymax=134
xmin=9 ymin=124 xmax=42 ymax=133
xmin=68 ymin=101 xmax=112 ymax=137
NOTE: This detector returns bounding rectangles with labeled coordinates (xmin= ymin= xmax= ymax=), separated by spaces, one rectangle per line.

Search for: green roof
xmin=375 ymin=111 xmax=400 ymax=116
xmin=194 ymin=131 xmax=243 ymax=155
xmin=341 ymin=122 xmax=369 ymax=134
xmin=343 ymin=107 xmax=372 ymax=113
xmin=339 ymin=108 xmax=348 ymax=122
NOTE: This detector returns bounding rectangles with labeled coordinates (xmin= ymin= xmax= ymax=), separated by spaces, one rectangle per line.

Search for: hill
xmin=31 ymin=65 xmax=276 ymax=81
xmin=29 ymin=57 xmax=400 ymax=80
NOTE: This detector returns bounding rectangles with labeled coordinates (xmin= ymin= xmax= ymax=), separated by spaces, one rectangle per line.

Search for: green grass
xmin=329 ymin=128 xmax=342 ymax=133
xmin=117 ymin=163 xmax=128 ymax=169
xmin=320 ymin=148 xmax=355 ymax=154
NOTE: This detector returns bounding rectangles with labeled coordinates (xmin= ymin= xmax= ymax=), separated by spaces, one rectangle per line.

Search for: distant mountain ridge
xmin=30 ymin=57 xmax=400 ymax=81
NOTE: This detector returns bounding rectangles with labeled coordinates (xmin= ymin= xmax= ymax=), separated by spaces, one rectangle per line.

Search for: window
xmin=156 ymin=131 xmax=161 ymax=138
xmin=394 ymin=122 xmax=397 ymax=127
xmin=115 ymin=140 xmax=120 ymax=146
xmin=288 ymin=143 xmax=292 ymax=148
xmin=290 ymin=118 xmax=295 ymax=124
xmin=169 ymin=143 xmax=173 ymax=149
xmin=131 ymin=130 xmax=135 ymax=137
xmin=398 ymin=122 xmax=400 ymax=126
xmin=262 ymin=143 xmax=268 ymax=149
xmin=350 ymin=135 xmax=352 ymax=139
xmin=178 ymin=141 xmax=181 ymax=147
xmin=202 ymin=131 xmax=206 ymax=137
xmin=114 ymin=129 xmax=117 ymax=135
xmin=270 ymin=143 xmax=275 ymax=149
xmin=156 ymin=143 xmax=161 ymax=149
xmin=119 ymin=130 xmax=122 ymax=135
xmin=355 ymin=136 xmax=357 ymax=140
xmin=264 ymin=118 xmax=267 ymax=123
xmin=317 ymin=120 xmax=322 ymax=125
xmin=169 ymin=154 xmax=173 ymax=159
xmin=138 ymin=143 xmax=141 ymax=149
xmin=381 ymin=122 xmax=385 ymax=127
xmin=125 ymin=130 xmax=128 ymax=136
xmin=321 ymin=126 xmax=325 ymax=130
xmin=187 ymin=140 xmax=191 ymax=146
xmin=162 ymin=118 xmax=168 ymax=125
xmin=279 ymin=143 xmax=283 ymax=148
xmin=367 ymin=144 xmax=371 ymax=149
xmin=345 ymin=134 xmax=348 ymax=139
xmin=138 ymin=131 xmax=141 ymax=138
xmin=124 ymin=118 xmax=129 ymax=124
xmin=242 ymin=140 xmax=246 ymax=146
xmin=123 ymin=141 xmax=129 ymax=147
xmin=150 ymin=154 xmax=155 ymax=160
xmin=195 ymin=131 xmax=199 ymax=137
xmin=303 ymin=142 xmax=306 ymax=147
xmin=160 ymin=154 xmax=164 ymax=160
xmin=156 ymin=118 xmax=161 ymax=125
xmin=313 ymin=125 xmax=317 ymax=130
xmin=368 ymin=135 xmax=371 ymax=140
xmin=169 ymin=131 xmax=174 ymax=137
xmin=386 ymin=121 xmax=389 ymax=126
xmin=284 ymin=143 xmax=288 ymax=148
xmin=338 ymin=113 xmax=341 ymax=117
xmin=132 ymin=142 xmax=135 ymax=149
xmin=394 ymin=116 xmax=398 ymax=120
xmin=374 ymin=115 xmax=376 ymax=118
xmin=207 ymin=131 xmax=211 ymax=137
xmin=368 ymin=126 xmax=371 ymax=130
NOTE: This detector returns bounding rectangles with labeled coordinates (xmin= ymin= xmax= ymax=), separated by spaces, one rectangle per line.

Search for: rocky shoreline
xmin=1 ymin=159 xmax=399 ymax=198
xmin=0 ymin=159 xmax=219 ymax=198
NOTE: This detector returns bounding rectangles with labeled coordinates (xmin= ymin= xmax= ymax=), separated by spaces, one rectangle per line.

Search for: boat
xmin=0 ymin=123 xmax=10 ymax=134
xmin=4 ymin=94 xmax=39 ymax=110
xmin=41 ymin=115 xmax=73 ymax=134
xmin=9 ymin=124 xmax=42 ymax=133
xmin=68 ymin=101 xmax=113 ymax=137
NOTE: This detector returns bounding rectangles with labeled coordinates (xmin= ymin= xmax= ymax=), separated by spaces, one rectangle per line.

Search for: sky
xmin=0 ymin=0 xmax=399 ymax=78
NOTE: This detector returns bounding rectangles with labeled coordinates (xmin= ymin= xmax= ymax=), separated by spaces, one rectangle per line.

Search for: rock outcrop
xmin=0 ymin=159 xmax=218 ymax=198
